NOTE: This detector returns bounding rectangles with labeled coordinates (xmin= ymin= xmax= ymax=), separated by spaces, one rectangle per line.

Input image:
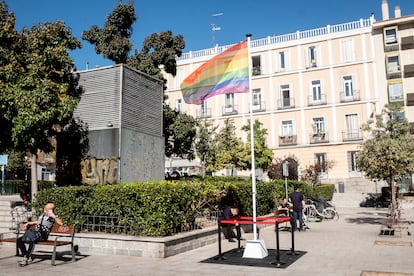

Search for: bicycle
xmin=305 ymin=197 xmax=339 ymax=221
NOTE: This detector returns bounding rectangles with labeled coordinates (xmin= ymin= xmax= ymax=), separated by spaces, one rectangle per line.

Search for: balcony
xmin=279 ymin=135 xmax=297 ymax=146
xmin=401 ymin=36 xmax=414 ymax=50
xmin=310 ymin=131 xmax=329 ymax=144
xmin=277 ymin=98 xmax=295 ymax=110
xmin=222 ymin=104 xmax=238 ymax=115
xmin=386 ymin=66 xmax=401 ymax=79
xmin=339 ymin=90 xmax=360 ymax=103
xmin=404 ymin=64 xmax=414 ymax=78
xmin=251 ymin=101 xmax=266 ymax=112
xmin=197 ymin=108 xmax=211 ymax=118
xmin=252 ymin=66 xmax=261 ymax=76
xmin=308 ymin=94 xmax=327 ymax=106
xmin=342 ymin=130 xmax=363 ymax=142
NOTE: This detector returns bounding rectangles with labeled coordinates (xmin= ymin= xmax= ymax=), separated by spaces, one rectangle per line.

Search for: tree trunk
xmin=390 ymin=177 xmax=397 ymax=226
xmin=30 ymin=153 xmax=38 ymax=202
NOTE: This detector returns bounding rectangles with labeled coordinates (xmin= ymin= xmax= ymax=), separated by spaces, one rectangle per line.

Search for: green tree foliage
xmin=211 ymin=119 xmax=246 ymax=175
xmin=301 ymin=161 xmax=334 ymax=186
xmin=82 ymin=2 xmax=136 ymax=64
xmin=0 ymin=0 xmax=82 ymax=196
xmin=0 ymin=0 xmax=18 ymax=151
xmin=128 ymin=30 xmax=185 ymax=80
xmin=241 ymin=119 xmax=273 ymax=171
xmin=357 ymin=104 xmax=414 ymax=224
xmin=195 ymin=120 xmax=218 ymax=174
xmin=163 ymin=104 xmax=197 ymax=160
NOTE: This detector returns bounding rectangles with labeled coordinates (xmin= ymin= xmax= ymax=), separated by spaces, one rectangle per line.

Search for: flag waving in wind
xmin=180 ymin=40 xmax=249 ymax=105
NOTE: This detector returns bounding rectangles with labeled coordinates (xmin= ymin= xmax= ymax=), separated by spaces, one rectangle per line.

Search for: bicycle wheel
xmin=323 ymin=208 xmax=339 ymax=221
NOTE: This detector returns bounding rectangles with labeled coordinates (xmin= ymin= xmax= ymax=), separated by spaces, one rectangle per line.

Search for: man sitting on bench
xmin=17 ymin=202 xmax=63 ymax=267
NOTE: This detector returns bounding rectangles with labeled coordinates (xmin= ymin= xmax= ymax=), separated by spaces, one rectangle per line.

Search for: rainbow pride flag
xmin=180 ymin=40 xmax=249 ymax=105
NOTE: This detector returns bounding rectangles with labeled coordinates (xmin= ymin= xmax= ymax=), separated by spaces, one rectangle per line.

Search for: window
xmin=341 ymin=39 xmax=354 ymax=63
xmin=315 ymin=153 xmax=327 ymax=173
xmin=225 ymin=93 xmax=234 ymax=107
xmin=388 ymin=81 xmax=403 ymax=101
xmin=252 ymin=88 xmax=262 ymax=105
xmin=387 ymin=55 xmax=400 ymax=73
xmin=252 ymin=55 xmax=261 ymax=75
xmin=313 ymin=117 xmax=325 ymax=133
xmin=280 ymin=84 xmax=292 ymax=108
xmin=345 ymin=114 xmax=359 ymax=139
xmin=384 ymin=27 xmax=398 ymax=46
xmin=276 ymin=50 xmax=289 ymax=72
xmin=200 ymin=101 xmax=208 ymax=116
xmin=311 ymin=80 xmax=322 ymax=101
xmin=175 ymin=99 xmax=183 ymax=112
xmin=348 ymin=151 xmax=358 ymax=172
xmin=343 ymin=76 xmax=354 ymax=97
xmin=175 ymin=68 xmax=184 ymax=89
xmin=281 ymin=120 xmax=293 ymax=136
xmin=307 ymin=46 xmax=319 ymax=68
xmin=392 ymin=112 xmax=405 ymax=122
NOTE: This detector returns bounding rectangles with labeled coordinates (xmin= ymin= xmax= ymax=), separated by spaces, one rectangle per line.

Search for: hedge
xmin=33 ymin=177 xmax=334 ymax=237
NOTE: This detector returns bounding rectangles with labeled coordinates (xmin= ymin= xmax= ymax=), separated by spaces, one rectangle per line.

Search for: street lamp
xmin=211 ymin=13 xmax=223 ymax=47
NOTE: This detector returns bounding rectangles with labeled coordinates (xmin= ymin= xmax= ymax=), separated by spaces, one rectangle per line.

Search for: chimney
xmin=381 ymin=0 xmax=389 ymax=20
xmin=394 ymin=5 xmax=401 ymax=18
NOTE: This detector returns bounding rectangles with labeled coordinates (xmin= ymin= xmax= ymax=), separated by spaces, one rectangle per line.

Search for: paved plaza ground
xmin=0 ymin=207 xmax=413 ymax=276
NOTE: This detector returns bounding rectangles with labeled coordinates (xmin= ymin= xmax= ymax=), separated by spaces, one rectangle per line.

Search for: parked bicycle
xmin=305 ymin=197 xmax=339 ymax=221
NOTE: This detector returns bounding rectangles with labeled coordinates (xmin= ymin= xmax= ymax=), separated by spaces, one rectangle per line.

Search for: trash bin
xmin=338 ymin=182 xmax=345 ymax=193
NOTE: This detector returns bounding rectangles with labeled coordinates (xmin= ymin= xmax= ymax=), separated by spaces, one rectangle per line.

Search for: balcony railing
xmin=279 ymin=135 xmax=297 ymax=146
xmin=339 ymin=90 xmax=360 ymax=102
xmin=308 ymin=94 xmax=327 ymax=106
xmin=251 ymin=101 xmax=266 ymax=112
xmin=222 ymin=104 xmax=238 ymax=115
xmin=177 ymin=18 xmax=372 ymax=61
xmin=277 ymin=98 xmax=295 ymax=109
xmin=310 ymin=131 xmax=329 ymax=144
xmin=342 ymin=130 xmax=363 ymax=141
xmin=197 ymin=108 xmax=212 ymax=118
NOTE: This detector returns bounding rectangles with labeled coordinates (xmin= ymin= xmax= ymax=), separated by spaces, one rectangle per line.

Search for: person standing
xmin=17 ymin=202 xmax=63 ymax=266
xmin=290 ymin=185 xmax=305 ymax=231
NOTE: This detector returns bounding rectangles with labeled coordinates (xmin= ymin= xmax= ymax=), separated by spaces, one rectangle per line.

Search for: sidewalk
xmin=0 ymin=207 xmax=413 ymax=276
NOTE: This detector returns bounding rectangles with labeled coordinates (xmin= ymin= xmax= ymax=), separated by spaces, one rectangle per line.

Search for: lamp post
xmin=282 ymin=161 xmax=289 ymax=199
xmin=211 ymin=13 xmax=223 ymax=47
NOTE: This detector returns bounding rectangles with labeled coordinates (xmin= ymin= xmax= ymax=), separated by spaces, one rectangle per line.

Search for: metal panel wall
xmin=74 ymin=66 xmax=121 ymax=130
xmin=121 ymin=66 xmax=163 ymax=136
xmin=120 ymin=128 xmax=164 ymax=182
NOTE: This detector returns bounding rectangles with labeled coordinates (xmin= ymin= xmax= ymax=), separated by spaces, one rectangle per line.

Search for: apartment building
xmin=163 ymin=2 xmax=413 ymax=193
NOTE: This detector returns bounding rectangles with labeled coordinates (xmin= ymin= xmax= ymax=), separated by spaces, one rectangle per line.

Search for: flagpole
xmin=246 ymin=34 xmax=257 ymax=241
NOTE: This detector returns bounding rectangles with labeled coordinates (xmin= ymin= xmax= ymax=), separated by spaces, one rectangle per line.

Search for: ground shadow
xmin=201 ymin=248 xmax=306 ymax=269
xmin=30 ymin=250 xmax=88 ymax=266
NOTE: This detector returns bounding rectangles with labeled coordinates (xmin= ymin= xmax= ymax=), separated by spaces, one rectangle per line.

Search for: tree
xmin=82 ymin=1 xmax=136 ymax=64
xmin=0 ymin=3 xmax=82 ymax=198
xmin=241 ymin=119 xmax=273 ymax=173
xmin=128 ymin=30 xmax=185 ymax=81
xmin=195 ymin=120 xmax=218 ymax=175
xmin=301 ymin=161 xmax=334 ymax=186
xmin=357 ymin=104 xmax=414 ymax=225
xmin=211 ymin=119 xmax=246 ymax=175
xmin=163 ymin=104 xmax=197 ymax=160
xmin=0 ymin=0 xmax=18 ymax=152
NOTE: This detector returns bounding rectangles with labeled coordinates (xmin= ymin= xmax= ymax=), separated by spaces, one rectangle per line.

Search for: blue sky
xmin=6 ymin=0 xmax=414 ymax=71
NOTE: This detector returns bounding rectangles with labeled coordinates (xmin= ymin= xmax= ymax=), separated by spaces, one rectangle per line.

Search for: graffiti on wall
xmin=81 ymin=157 xmax=118 ymax=185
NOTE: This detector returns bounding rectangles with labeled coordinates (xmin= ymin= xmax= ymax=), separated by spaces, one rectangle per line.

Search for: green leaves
xmin=357 ymin=104 xmax=414 ymax=182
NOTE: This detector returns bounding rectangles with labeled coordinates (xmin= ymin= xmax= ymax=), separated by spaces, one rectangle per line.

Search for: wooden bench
xmin=0 ymin=224 xmax=76 ymax=266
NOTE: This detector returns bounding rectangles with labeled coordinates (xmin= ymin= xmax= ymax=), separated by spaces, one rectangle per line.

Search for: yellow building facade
xmin=163 ymin=2 xmax=414 ymax=193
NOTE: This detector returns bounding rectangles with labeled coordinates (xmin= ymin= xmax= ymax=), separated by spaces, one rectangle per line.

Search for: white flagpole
xmin=246 ymin=34 xmax=257 ymax=240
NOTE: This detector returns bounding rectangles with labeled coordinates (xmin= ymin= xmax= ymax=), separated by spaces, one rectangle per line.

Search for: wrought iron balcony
xmin=308 ymin=94 xmax=327 ymax=106
xmin=279 ymin=135 xmax=297 ymax=146
xmin=277 ymin=98 xmax=295 ymax=109
xmin=251 ymin=101 xmax=266 ymax=112
xmin=309 ymin=131 xmax=329 ymax=144
xmin=197 ymin=108 xmax=212 ymax=118
xmin=342 ymin=130 xmax=362 ymax=141
xmin=222 ymin=104 xmax=238 ymax=115
xmin=339 ymin=90 xmax=360 ymax=103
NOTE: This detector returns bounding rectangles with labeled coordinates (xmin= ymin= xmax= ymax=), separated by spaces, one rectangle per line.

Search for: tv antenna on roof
xmin=211 ymin=13 xmax=223 ymax=47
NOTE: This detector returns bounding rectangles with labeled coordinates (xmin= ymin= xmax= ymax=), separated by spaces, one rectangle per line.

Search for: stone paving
xmin=1 ymin=207 xmax=414 ymax=276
